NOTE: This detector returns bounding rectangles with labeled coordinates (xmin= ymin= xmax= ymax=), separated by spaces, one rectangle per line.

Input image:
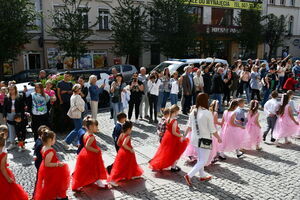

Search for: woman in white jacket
xmin=62 ymin=84 xmax=85 ymax=149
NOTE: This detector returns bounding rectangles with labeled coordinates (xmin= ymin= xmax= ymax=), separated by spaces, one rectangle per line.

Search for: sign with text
xmin=186 ymin=0 xmax=263 ymax=10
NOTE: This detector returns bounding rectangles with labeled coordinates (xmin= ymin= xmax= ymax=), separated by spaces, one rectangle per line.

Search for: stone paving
xmin=6 ymin=94 xmax=300 ymax=200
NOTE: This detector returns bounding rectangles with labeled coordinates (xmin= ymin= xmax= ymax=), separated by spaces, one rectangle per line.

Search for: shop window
xmin=99 ymin=9 xmax=110 ymax=30
xmin=151 ymin=44 xmax=160 ymax=65
xmin=188 ymin=6 xmax=203 ymax=24
xmin=211 ymin=8 xmax=233 ymax=26
xmin=288 ymin=16 xmax=294 ymax=35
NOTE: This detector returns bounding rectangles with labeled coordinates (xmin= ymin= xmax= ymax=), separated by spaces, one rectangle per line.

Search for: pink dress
xmin=183 ymin=112 xmax=220 ymax=166
xmin=273 ymin=105 xmax=299 ymax=139
xmin=219 ymin=110 xmax=247 ymax=152
xmin=245 ymin=112 xmax=262 ymax=149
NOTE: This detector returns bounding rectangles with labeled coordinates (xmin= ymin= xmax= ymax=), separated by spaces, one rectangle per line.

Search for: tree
xmin=262 ymin=14 xmax=287 ymax=60
xmin=235 ymin=9 xmax=263 ymax=59
xmin=108 ymin=0 xmax=147 ymax=65
xmin=0 ymin=0 xmax=37 ymax=79
xmin=147 ymin=0 xmax=197 ymax=58
xmin=48 ymin=0 xmax=97 ymax=68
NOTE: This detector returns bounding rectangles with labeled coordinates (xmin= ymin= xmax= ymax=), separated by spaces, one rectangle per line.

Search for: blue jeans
xmin=161 ymin=91 xmax=170 ymax=108
xmin=157 ymin=91 xmax=164 ymax=112
xmin=243 ymin=83 xmax=250 ymax=103
xmin=65 ymin=118 xmax=83 ymax=145
xmin=170 ymin=93 xmax=178 ymax=105
xmin=211 ymin=93 xmax=223 ymax=113
xmin=261 ymin=87 xmax=271 ymax=107
xmin=112 ymin=102 xmax=123 ymax=124
xmin=278 ymin=76 xmax=284 ymax=90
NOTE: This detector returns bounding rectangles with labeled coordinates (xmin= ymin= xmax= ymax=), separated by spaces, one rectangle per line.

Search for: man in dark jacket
xmin=180 ymin=66 xmax=194 ymax=115
xmin=202 ymin=65 xmax=212 ymax=95
xmin=211 ymin=67 xmax=224 ymax=113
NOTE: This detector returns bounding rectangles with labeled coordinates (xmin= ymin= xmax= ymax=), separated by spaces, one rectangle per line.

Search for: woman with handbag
xmin=184 ymin=93 xmax=222 ymax=186
xmin=62 ymin=84 xmax=85 ymax=149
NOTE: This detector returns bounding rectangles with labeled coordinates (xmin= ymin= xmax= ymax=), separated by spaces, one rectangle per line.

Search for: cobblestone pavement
xmin=7 ymin=94 xmax=300 ymax=200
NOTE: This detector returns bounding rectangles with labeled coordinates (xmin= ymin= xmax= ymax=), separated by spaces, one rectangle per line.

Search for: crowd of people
xmin=0 ymin=56 xmax=299 ymax=199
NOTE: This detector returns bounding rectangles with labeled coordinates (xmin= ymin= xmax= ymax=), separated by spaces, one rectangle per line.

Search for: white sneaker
xmin=95 ymin=180 xmax=105 ymax=188
xmin=61 ymin=141 xmax=69 ymax=150
xmin=135 ymin=119 xmax=140 ymax=125
xmin=109 ymin=181 xmax=119 ymax=187
xmin=7 ymin=144 xmax=16 ymax=151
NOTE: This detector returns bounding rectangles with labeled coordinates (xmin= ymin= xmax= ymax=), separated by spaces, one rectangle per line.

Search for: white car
xmin=153 ymin=58 xmax=229 ymax=75
xmin=15 ymin=82 xmax=35 ymax=97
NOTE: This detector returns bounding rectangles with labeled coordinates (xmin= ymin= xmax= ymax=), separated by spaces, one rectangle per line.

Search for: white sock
xmin=236 ymin=150 xmax=242 ymax=155
xmin=96 ymin=180 xmax=105 ymax=187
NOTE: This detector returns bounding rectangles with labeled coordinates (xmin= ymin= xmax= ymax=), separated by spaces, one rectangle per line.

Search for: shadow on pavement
xmin=206 ymin=163 xmax=248 ymax=185
xmin=131 ymin=130 xmax=149 ymax=140
xmin=190 ymin=181 xmax=247 ymax=200
xmin=245 ymin=150 xmax=298 ymax=165
xmin=279 ymin=143 xmax=300 ymax=152
xmin=224 ymin=157 xmax=280 ymax=176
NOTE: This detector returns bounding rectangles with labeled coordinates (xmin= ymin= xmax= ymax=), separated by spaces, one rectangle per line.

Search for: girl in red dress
xmin=108 ymin=121 xmax=143 ymax=186
xmin=149 ymin=105 xmax=189 ymax=171
xmin=0 ymin=134 xmax=28 ymax=200
xmin=34 ymin=130 xmax=70 ymax=200
xmin=72 ymin=116 xmax=108 ymax=191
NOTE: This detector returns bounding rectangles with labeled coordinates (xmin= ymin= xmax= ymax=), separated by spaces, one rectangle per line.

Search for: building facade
xmin=8 ymin=0 xmax=277 ymax=75
xmin=264 ymin=0 xmax=300 ymax=59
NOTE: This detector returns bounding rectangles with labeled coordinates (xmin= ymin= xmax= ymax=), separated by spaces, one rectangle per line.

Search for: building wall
xmin=265 ymin=0 xmax=300 ymax=58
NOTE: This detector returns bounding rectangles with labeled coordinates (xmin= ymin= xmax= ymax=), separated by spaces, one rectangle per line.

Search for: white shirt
xmin=187 ymin=108 xmax=216 ymax=147
xmin=193 ymin=75 xmax=204 ymax=89
xmin=289 ymin=100 xmax=297 ymax=114
xmin=11 ymin=100 xmax=15 ymax=112
xmin=170 ymin=79 xmax=179 ymax=94
xmin=147 ymin=79 xmax=162 ymax=96
xmin=264 ymin=98 xmax=279 ymax=116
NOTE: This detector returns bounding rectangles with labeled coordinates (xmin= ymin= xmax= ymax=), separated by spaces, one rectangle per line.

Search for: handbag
xmin=194 ymin=109 xmax=212 ymax=149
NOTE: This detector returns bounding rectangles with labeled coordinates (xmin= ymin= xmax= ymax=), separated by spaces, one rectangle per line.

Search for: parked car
xmin=153 ymin=58 xmax=229 ymax=76
xmin=107 ymin=64 xmax=138 ymax=83
xmin=57 ymin=69 xmax=111 ymax=108
xmin=6 ymin=69 xmax=59 ymax=83
xmin=15 ymin=82 xmax=35 ymax=97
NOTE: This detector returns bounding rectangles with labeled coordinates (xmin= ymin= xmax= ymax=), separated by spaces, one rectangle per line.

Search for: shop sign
xmin=185 ymin=0 xmax=262 ymax=10
xmin=203 ymin=25 xmax=239 ymax=34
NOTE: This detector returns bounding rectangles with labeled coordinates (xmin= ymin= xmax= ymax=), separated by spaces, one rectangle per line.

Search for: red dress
xmin=0 ymin=152 xmax=28 ymax=200
xmin=72 ymin=134 xmax=107 ymax=190
xmin=34 ymin=149 xmax=70 ymax=200
xmin=108 ymin=134 xmax=143 ymax=182
xmin=149 ymin=119 xmax=189 ymax=170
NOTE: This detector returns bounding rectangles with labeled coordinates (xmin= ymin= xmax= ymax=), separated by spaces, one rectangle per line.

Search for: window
xmin=123 ymin=65 xmax=132 ymax=72
xmin=53 ymin=6 xmax=65 ymax=27
xmin=188 ymin=7 xmax=203 ymax=24
xmin=288 ymin=16 xmax=294 ymax=35
xmin=280 ymin=0 xmax=285 ymax=5
xmin=211 ymin=8 xmax=233 ymax=26
xmin=81 ymin=11 xmax=88 ymax=29
xmin=269 ymin=0 xmax=275 ymax=4
xmin=99 ymin=9 xmax=110 ymax=30
xmin=290 ymin=0 xmax=295 ymax=6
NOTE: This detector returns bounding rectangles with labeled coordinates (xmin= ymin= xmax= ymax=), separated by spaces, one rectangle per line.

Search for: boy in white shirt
xmin=263 ymin=91 xmax=279 ymax=142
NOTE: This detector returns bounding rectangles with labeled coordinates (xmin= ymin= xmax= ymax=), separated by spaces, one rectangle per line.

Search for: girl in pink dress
xmin=219 ymin=100 xmax=246 ymax=159
xmin=273 ymin=94 xmax=299 ymax=146
xmin=245 ymin=100 xmax=262 ymax=150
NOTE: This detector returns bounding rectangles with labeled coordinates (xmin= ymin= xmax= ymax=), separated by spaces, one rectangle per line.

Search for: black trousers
xmin=183 ymin=95 xmax=192 ymax=114
xmin=59 ymin=102 xmax=72 ymax=132
xmin=128 ymin=99 xmax=141 ymax=120
xmin=251 ymin=89 xmax=261 ymax=101
xmin=32 ymin=114 xmax=50 ymax=141
xmin=15 ymin=123 xmax=27 ymax=142
xmin=148 ymin=94 xmax=158 ymax=121
xmin=263 ymin=116 xmax=277 ymax=140
xmin=223 ymin=88 xmax=231 ymax=103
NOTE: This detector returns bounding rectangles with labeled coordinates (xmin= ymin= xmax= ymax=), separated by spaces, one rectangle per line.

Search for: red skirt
xmin=108 ymin=148 xmax=143 ymax=182
xmin=149 ymin=130 xmax=189 ymax=170
xmin=0 ymin=167 xmax=28 ymax=200
xmin=72 ymin=148 xmax=107 ymax=190
xmin=34 ymin=163 xmax=70 ymax=200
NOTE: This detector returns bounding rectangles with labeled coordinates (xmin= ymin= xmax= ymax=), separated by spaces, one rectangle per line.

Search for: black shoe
xmin=170 ymin=166 xmax=181 ymax=172
xmin=154 ymin=119 xmax=158 ymax=123
xmin=149 ymin=119 xmax=153 ymax=123
xmin=270 ymin=138 xmax=276 ymax=142
xmin=237 ymin=152 xmax=244 ymax=158
xmin=218 ymin=155 xmax=226 ymax=161
xmin=110 ymin=116 xmax=113 ymax=119
xmin=263 ymin=137 xmax=266 ymax=142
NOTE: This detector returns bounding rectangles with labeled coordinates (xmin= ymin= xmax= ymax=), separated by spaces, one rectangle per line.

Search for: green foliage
xmin=47 ymin=0 xmax=97 ymax=68
xmin=109 ymin=0 xmax=147 ymax=64
xmin=262 ymin=14 xmax=287 ymax=60
xmin=147 ymin=0 xmax=197 ymax=58
xmin=235 ymin=9 xmax=263 ymax=59
xmin=0 ymin=0 xmax=38 ymax=78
